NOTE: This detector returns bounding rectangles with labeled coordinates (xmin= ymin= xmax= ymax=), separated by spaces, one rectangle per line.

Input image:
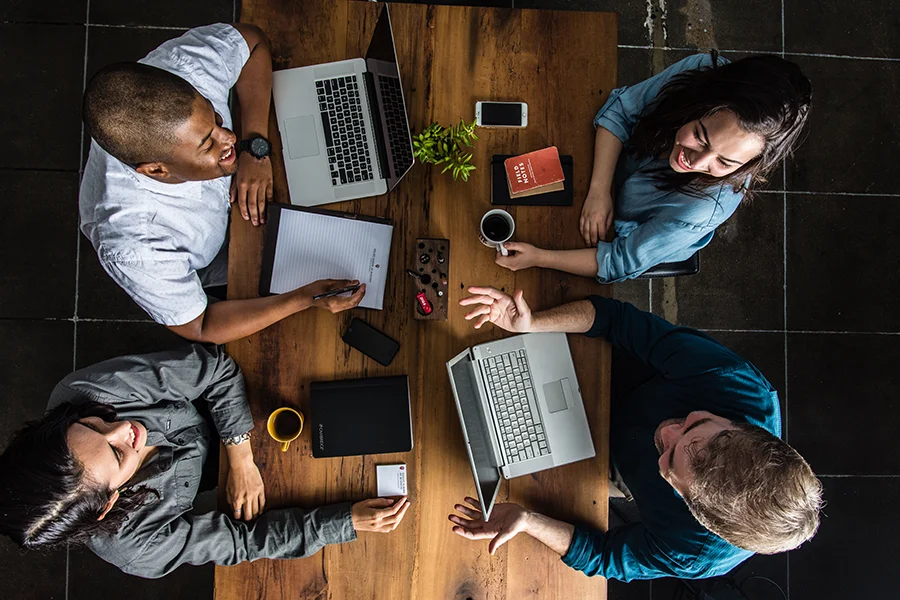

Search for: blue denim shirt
xmin=561 ymin=297 xmax=781 ymax=581
xmin=593 ymin=54 xmax=744 ymax=282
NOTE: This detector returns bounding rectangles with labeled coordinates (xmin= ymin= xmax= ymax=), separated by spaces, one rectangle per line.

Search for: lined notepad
xmin=268 ymin=209 xmax=393 ymax=310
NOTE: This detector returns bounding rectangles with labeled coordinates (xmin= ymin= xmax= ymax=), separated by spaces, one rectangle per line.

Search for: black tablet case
xmin=258 ymin=203 xmax=392 ymax=298
xmin=491 ymin=154 xmax=574 ymax=206
xmin=310 ymin=375 xmax=413 ymax=457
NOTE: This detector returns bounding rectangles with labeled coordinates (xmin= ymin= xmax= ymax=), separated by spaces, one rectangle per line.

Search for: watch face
xmin=250 ymin=137 xmax=271 ymax=157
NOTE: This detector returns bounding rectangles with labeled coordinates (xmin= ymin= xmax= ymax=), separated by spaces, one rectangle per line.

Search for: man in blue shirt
xmin=448 ymin=286 xmax=822 ymax=581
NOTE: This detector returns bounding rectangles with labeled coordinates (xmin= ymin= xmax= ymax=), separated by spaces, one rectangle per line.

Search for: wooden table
xmin=218 ymin=2 xmax=616 ymax=598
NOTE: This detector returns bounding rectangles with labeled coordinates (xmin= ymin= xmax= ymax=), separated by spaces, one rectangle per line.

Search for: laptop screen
xmin=364 ymin=5 xmax=415 ymax=192
xmin=449 ymin=354 xmax=502 ymax=519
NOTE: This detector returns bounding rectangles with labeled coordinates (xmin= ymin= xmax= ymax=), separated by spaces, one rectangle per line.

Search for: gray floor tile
xmin=608 ymin=578 xmax=651 ymax=600
xmin=75 ymin=321 xmax=185 ymax=368
xmin=614 ymin=278 xmax=650 ymax=312
xmin=787 ymin=333 xmax=900 ymax=475
xmin=0 ymin=171 xmax=78 ymax=318
xmin=617 ymin=46 xmax=653 ymax=87
xmin=0 ymin=24 xmax=85 ymax=170
xmin=68 ymin=546 xmax=213 ymax=600
xmin=0 ymin=539 xmax=66 ymax=600
xmin=664 ymin=0 xmax=783 ymax=53
xmin=90 ymin=0 xmax=233 ymax=28
xmin=0 ymin=320 xmax=73 ymax=450
xmin=786 ymin=57 xmax=900 ymax=194
xmin=651 ymin=192 xmax=784 ymax=330
xmin=0 ymin=0 xmax=86 ymax=23
xmin=789 ymin=476 xmax=900 ymax=600
xmin=786 ymin=194 xmax=900 ymax=332
xmin=786 ymin=0 xmax=900 ymax=59
xmin=514 ymin=0 xmax=647 ymax=46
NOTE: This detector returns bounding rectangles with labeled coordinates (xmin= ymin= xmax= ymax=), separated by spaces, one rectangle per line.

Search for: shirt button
xmin=176 ymin=437 xmax=185 ymax=444
xmin=184 ymin=482 xmax=190 ymax=488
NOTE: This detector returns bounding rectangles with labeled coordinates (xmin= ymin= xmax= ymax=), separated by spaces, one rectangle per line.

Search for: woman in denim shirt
xmin=496 ymin=53 xmax=812 ymax=282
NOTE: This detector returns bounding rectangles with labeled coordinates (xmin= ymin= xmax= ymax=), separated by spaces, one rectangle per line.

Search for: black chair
xmin=638 ymin=251 xmax=700 ymax=279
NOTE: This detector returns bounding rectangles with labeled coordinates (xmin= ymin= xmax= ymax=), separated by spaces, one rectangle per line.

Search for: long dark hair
xmin=630 ymin=51 xmax=812 ymax=198
xmin=0 ymin=401 xmax=157 ymax=550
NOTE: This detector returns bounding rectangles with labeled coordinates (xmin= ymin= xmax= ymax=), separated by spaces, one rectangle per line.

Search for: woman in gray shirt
xmin=0 ymin=344 xmax=409 ymax=579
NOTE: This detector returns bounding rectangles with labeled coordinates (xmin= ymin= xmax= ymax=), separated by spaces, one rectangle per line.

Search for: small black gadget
xmin=239 ymin=136 xmax=272 ymax=159
xmin=342 ymin=318 xmax=400 ymax=367
xmin=311 ymin=375 xmax=412 ymax=457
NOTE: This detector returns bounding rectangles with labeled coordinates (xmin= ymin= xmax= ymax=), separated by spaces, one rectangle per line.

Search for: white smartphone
xmin=475 ymin=101 xmax=528 ymax=128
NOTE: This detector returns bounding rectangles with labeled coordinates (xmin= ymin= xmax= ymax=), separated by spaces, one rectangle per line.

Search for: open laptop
xmin=272 ymin=4 xmax=414 ymax=206
xmin=446 ymin=333 xmax=596 ymax=520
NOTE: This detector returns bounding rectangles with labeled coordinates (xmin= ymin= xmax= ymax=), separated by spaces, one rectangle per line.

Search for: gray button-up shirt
xmin=48 ymin=344 xmax=356 ymax=579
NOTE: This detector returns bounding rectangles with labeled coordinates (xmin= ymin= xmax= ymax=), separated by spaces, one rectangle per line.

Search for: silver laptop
xmin=446 ymin=333 xmax=596 ymax=520
xmin=272 ymin=4 xmax=414 ymax=206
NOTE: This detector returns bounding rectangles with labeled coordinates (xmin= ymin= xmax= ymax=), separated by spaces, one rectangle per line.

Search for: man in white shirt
xmin=80 ymin=24 xmax=364 ymax=343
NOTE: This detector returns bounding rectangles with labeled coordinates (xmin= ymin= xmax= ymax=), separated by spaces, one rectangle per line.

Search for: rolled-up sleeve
xmin=119 ymin=503 xmax=357 ymax=579
xmin=593 ymin=54 xmax=717 ymax=144
xmin=596 ymin=217 xmax=715 ymax=282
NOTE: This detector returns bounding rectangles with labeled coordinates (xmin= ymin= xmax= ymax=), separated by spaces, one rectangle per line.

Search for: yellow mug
xmin=266 ymin=407 xmax=305 ymax=452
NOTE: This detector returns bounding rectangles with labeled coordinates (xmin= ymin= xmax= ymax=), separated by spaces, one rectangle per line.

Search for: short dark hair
xmin=83 ymin=62 xmax=199 ymax=166
xmin=0 ymin=401 xmax=157 ymax=550
xmin=630 ymin=52 xmax=813 ymax=199
xmin=684 ymin=421 xmax=822 ymax=554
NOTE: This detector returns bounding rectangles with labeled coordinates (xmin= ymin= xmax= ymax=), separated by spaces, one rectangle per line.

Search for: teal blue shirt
xmin=593 ymin=54 xmax=745 ymax=282
xmin=561 ymin=296 xmax=781 ymax=581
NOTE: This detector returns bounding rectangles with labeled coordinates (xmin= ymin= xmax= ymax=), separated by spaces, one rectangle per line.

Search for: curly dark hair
xmin=630 ymin=51 xmax=812 ymax=199
xmin=0 ymin=401 xmax=158 ymax=550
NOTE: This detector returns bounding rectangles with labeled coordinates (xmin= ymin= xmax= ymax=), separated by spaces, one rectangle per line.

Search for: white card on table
xmin=376 ymin=464 xmax=408 ymax=497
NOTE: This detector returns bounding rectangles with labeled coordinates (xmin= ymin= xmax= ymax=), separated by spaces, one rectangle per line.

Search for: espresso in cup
xmin=479 ymin=209 xmax=515 ymax=255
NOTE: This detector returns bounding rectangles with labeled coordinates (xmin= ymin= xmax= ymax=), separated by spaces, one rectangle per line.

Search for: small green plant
xmin=412 ymin=119 xmax=479 ymax=181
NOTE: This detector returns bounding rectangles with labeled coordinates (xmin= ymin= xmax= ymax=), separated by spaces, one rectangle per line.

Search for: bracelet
xmin=222 ymin=431 xmax=252 ymax=446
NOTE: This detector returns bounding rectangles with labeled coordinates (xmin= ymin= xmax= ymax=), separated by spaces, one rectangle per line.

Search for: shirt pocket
xmin=174 ymin=455 xmax=203 ymax=511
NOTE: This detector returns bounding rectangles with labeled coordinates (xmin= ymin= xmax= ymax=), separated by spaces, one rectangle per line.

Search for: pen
xmin=313 ymin=284 xmax=362 ymax=301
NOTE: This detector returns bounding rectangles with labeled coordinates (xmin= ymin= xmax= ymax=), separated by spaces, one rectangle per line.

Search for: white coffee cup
xmin=479 ymin=209 xmax=515 ymax=256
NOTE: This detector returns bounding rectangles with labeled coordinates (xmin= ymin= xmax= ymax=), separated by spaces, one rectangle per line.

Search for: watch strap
xmin=222 ymin=431 xmax=252 ymax=446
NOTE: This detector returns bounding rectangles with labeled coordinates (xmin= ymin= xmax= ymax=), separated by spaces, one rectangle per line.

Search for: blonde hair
xmin=684 ymin=422 xmax=823 ymax=554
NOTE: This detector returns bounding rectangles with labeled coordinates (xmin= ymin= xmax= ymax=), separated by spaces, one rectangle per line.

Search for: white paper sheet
xmin=269 ymin=209 xmax=393 ymax=310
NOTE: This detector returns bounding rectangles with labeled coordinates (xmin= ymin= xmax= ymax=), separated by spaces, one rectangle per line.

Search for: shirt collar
xmin=125 ymin=163 xmax=204 ymax=200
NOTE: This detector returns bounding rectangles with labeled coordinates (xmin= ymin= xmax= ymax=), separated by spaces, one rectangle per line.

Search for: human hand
xmin=459 ymin=286 xmax=533 ymax=332
xmin=448 ymin=497 xmax=531 ymax=555
xmin=299 ymin=279 xmax=366 ymax=313
xmin=225 ymin=446 xmax=266 ymax=521
xmin=230 ymin=154 xmax=273 ymax=226
xmin=579 ymin=188 xmax=614 ymax=246
xmin=494 ymin=242 xmax=543 ymax=272
xmin=351 ymin=497 xmax=411 ymax=533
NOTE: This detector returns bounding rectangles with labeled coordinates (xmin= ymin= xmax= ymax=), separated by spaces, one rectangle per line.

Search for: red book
xmin=504 ymin=146 xmax=565 ymax=198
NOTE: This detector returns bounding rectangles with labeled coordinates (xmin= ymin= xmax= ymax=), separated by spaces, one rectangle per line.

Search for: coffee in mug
xmin=266 ymin=407 xmax=305 ymax=452
xmin=479 ymin=209 xmax=515 ymax=256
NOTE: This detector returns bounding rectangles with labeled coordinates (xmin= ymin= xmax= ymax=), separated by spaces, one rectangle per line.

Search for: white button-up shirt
xmin=79 ymin=24 xmax=250 ymax=326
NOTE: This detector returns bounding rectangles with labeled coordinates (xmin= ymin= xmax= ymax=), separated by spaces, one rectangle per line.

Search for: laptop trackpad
xmin=543 ymin=378 xmax=570 ymax=414
xmin=284 ymin=115 xmax=320 ymax=159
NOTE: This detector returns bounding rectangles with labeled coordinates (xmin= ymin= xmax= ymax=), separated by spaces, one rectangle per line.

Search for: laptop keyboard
xmin=376 ymin=74 xmax=414 ymax=177
xmin=315 ymin=76 xmax=374 ymax=186
xmin=482 ymin=350 xmax=550 ymax=464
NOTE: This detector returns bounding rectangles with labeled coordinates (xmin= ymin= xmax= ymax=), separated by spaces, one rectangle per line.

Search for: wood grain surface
xmin=216 ymin=2 xmax=617 ymax=598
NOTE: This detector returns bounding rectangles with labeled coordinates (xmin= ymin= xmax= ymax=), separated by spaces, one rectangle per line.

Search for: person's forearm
xmin=536 ymin=247 xmax=600 ymax=278
xmin=588 ymin=127 xmax=624 ymax=195
xmin=172 ymin=291 xmax=311 ymax=344
xmin=234 ymin=26 xmax=272 ymax=138
xmin=523 ymin=511 xmax=576 ymax=556
xmin=529 ymin=299 xmax=597 ymax=334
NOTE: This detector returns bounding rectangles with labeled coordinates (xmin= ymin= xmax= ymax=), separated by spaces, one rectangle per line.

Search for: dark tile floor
xmin=1 ymin=0 xmax=898 ymax=599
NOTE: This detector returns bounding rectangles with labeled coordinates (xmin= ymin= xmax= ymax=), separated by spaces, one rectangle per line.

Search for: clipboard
xmin=259 ymin=203 xmax=393 ymax=310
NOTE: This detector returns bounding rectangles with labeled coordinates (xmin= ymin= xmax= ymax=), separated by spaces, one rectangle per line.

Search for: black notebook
xmin=491 ymin=153 xmax=574 ymax=206
xmin=310 ymin=375 xmax=413 ymax=458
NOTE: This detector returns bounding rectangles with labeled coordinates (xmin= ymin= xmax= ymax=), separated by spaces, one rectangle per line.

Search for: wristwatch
xmin=222 ymin=431 xmax=252 ymax=446
xmin=238 ymin=136 xmax=272 ymax=159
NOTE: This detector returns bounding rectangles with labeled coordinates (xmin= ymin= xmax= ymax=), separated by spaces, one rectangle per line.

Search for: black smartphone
xmin=342 ymin=318 xmax=400 ymax=367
